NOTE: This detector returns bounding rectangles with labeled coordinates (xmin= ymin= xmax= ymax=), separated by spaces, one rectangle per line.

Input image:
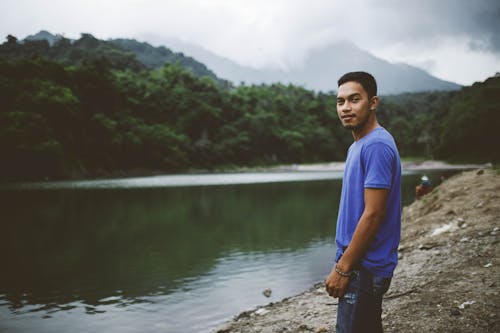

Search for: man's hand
xmin=325 ymin=266 xmax=350 ymax=298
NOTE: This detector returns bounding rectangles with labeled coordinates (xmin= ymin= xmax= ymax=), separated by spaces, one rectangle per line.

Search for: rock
xmin=215 ymin=323 xmax=232 ymax=333
xmin=419 ymin=242 xmax=439 ymax=250
xmin=263 ymin=288 xmax=272 ymax=298
xmin=431 ymin=223 xmax=456 ymax=236
xmin=298 ymin=324 xmax=314 ymax=331
xmin=477 ymin=169 xmax=484 ymax=175
xmin=483 ymin=262 xmax=493 ymax=268
xmin=450 ymin=308 xmax=461 ymax=316
xmin=458 ymin=300 xmax=476 ymax=309
xmin=255 ymin=308 xmax=269 ymax=316
xmin=315 ymin=327 xmax=328 ymax=333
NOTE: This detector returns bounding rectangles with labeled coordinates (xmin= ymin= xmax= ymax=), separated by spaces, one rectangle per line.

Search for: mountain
xmin=8 ymin=31 xmax=461 ymax=94
xmin=2 ymin=31 xmax=222 ymax=83
xmin=108 ymin=38 xmax=221 ymax=83
xmin=294 ymin=42 xmax=461 ymax=94
xmin=1 ymin=31 xmax=146 ymax=72
xmin=23 ymin=30 xmax=62 ymax=46
xmin=139 ymin=35 xmax=461 ymax=94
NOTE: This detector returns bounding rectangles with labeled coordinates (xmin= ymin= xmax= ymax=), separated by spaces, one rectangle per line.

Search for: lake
xmin=0 ymin=170 xmax=451 ymax=332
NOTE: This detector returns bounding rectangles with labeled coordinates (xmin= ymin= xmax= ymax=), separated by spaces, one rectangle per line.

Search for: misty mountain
xmin=9 ymin=31 xmax=222 ymax=83
xmin=23 ymin=30 xmax=61 ymax=46
xmin=140 ymin=35 xmax=461 ymax=94
xmin=11 ymin=31 xmax=461 ymax=94
xmin=108 ymin=39 xmax=221 ymax=83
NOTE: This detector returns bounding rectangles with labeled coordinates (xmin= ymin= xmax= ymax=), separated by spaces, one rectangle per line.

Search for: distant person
xmin=415 ymin=175 xmax=433 ymax=200
xmin=325 ymin=72 xmax=401 ymax=333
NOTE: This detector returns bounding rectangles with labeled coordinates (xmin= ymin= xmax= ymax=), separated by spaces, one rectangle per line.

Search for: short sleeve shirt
xmin=335 ymin=127 xmax=401 ymax=277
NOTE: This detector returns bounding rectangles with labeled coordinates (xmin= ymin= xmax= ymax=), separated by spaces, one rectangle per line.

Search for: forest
xmin=1 ymin=33 xmax=499 ymax=181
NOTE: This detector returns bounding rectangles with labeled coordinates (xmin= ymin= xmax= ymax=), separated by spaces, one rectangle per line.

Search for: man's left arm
xmin=325 ymin=188 xmax=389 ymax=298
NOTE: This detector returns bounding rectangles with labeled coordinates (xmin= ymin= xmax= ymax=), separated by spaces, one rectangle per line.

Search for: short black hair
xmin=337 ymin=71 xmax=377 ymax=99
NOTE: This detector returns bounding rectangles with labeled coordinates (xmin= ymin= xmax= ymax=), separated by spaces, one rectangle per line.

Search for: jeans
xmin=336 ymin=267 xmax=391 ymax=333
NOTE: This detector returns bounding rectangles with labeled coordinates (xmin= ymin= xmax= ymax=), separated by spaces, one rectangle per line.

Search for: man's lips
xmin=341 ymin=114 xmax=355 ymax=120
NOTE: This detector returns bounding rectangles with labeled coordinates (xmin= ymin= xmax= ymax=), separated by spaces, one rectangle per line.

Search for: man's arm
xmin=325 ymin=188 xmax=389 ymax=298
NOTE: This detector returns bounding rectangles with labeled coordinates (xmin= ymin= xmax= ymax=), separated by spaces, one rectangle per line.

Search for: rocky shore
xmin=214 ymin=168 xmax=499 ymax=333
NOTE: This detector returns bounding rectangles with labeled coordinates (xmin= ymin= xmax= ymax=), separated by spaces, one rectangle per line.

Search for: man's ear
xmin=370 ymin=96 xmax=379 ymax=111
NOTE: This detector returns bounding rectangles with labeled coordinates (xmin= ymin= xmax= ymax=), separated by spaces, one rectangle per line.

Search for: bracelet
xmin=334 ymin=265 xmax=352 ymax=277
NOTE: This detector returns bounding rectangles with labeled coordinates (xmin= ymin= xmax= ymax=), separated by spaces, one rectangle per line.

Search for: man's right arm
xmin=325 ymin=187 xmax=389 ymax=298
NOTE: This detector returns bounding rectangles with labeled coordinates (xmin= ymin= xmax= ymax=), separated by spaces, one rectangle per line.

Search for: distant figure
xmin=415 ymin=175 xmax=433 ymax=199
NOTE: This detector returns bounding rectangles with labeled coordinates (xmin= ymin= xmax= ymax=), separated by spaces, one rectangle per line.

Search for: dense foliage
xmin=0 ymin=34 xmax=498 ymax=181
xmin=377 ymin=77 xmax=500 ymax=162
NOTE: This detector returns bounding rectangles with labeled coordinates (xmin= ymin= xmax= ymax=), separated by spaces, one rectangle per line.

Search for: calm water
xmin=0 ymin=171 xmax=450 ymax=332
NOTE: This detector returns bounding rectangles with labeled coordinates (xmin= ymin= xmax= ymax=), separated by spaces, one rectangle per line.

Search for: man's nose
xmin=341 ymin=101 xmax=352 ymax=112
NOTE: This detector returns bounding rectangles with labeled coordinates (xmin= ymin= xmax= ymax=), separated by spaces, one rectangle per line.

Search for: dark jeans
xmin=336 ymin=267 xmax=391 ymax=333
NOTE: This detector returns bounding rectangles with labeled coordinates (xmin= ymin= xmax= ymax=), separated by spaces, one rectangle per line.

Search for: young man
xmin=325 ymin=72 xmax=401 ymax=333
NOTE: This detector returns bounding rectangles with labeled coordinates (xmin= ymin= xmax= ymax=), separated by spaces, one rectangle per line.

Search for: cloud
xmin=1 ymin=0 xmax=499 ymax=84
xmin=365 ymin=0 xmax=500 ymax=51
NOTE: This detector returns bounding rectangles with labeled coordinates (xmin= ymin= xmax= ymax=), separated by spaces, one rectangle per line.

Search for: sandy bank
xmin=256 ymin=160 xmax=491 ymax=173
xmin=214 ymin=168 xmax=499 ymax=333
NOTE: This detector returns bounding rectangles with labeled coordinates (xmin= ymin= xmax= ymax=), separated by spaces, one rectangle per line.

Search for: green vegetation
xmin=0 ymin=33 xmax=499 ymax=181
xmin=378 ymin=78 xmax=500 ymax=162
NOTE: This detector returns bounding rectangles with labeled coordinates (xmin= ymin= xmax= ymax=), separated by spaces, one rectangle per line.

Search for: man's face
xmin=336 ymin=81 xmax=375 ymax=131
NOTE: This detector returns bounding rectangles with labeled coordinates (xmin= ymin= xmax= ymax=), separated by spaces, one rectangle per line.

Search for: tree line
xmin=0 ymin=34 xmax=498 ymax=181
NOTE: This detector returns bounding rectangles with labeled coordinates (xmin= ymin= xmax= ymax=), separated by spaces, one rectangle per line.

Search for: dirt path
xmin=214 ymin=169 xmax=500 ymax=333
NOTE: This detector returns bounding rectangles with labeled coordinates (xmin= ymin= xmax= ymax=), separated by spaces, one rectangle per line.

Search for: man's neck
xmin=352 ymin=118 xmax=380 ymax=141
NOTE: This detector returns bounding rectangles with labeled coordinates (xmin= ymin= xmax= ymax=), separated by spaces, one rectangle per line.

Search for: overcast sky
xmin=2 ymin=0 xmax=499 ymax=85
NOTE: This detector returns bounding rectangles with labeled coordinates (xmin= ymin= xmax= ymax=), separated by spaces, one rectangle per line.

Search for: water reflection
xmin=0 ymin=171 xmax=455 ymax=332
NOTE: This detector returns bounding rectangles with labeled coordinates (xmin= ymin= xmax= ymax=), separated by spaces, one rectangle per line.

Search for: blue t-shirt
xmin=335 ymin=127 xmax=401 ymax=278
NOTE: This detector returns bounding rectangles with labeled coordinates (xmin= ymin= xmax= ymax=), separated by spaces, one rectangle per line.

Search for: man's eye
xmin=337 ymin=100 xmax=344 ymax=105
xmin=351 ymin=97 xmax=360 ymax=103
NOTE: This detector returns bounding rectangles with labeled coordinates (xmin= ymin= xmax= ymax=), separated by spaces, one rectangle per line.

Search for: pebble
xmin=255 ymin=308 xmax=269 ymax=316
xmin=459 ymin=300 xmax=476 ymax=309
xmin=298 ymin=324 xmax=313 ymax=331
xmin=263 ymin=288 xmax=272 ymax=298
xmin=483 ymin=263 xmax=493 ymax=268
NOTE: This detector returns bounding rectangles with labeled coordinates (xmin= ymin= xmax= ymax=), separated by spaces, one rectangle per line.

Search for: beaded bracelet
xmin=334 ymin=265 xmax=352 ymax=277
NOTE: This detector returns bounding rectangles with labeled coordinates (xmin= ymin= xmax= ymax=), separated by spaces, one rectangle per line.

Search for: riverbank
xmin=2 ymin=160 xmax=491 ymax=184
xmin=213 ymin=168 xmax=500 ymax=333
xmin=243 ymin=160 xmax=491 ymax=173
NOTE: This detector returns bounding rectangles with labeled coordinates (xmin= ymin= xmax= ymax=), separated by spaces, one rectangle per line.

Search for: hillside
xmin=1 ymin=32 xmax=145 ymax=72
xmin=214 ymin=168 xmax=500 ymax=332
xmin=108 ymin=38 xmax=222 ymax=83
xmin=5 ymin=31 xmax=462 ymax=94
xmin=1 ymin=31 xmax=222 ymax=82
xmin=0 ymin=30 xmax=498 ymax=181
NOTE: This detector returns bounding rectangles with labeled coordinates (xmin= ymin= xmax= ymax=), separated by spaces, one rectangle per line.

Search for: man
xmin=415 ymin=175 xmax=433 ymax=200
xmin=325 ymin=72 xmax=401 ymax=333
